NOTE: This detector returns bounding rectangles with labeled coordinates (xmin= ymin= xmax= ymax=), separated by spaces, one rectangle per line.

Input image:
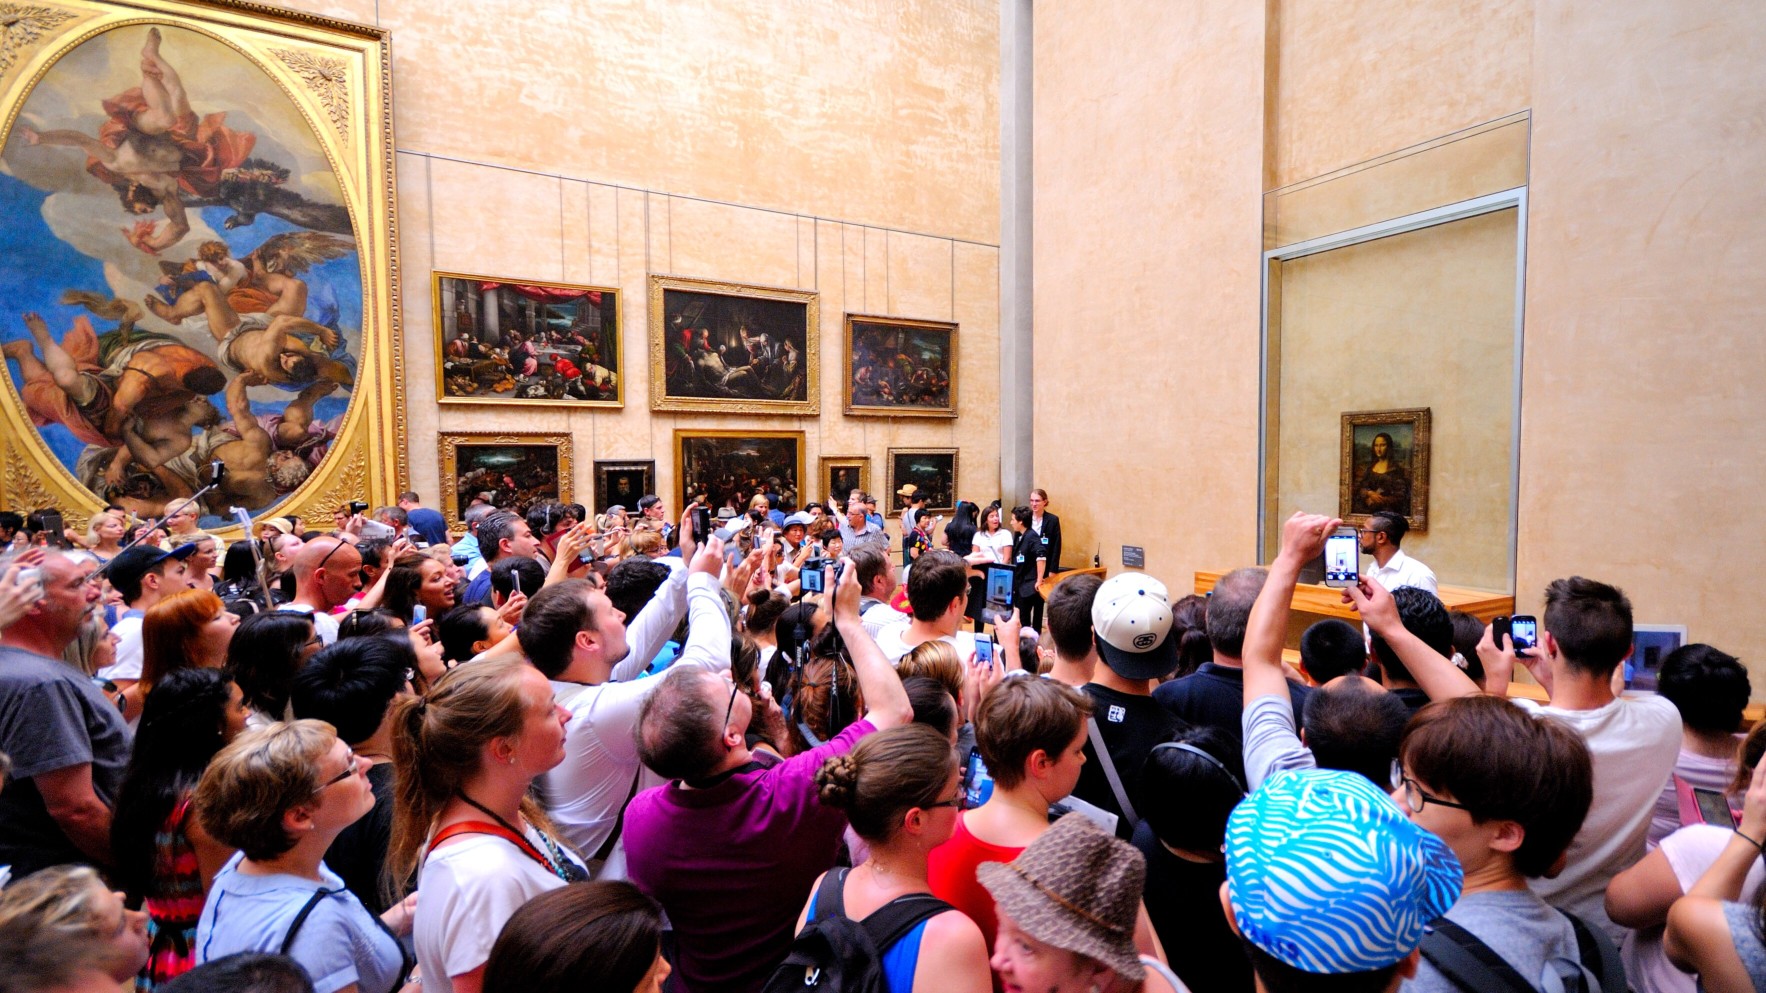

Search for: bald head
xmin=291 ymin=536 xmax=362 ymax=609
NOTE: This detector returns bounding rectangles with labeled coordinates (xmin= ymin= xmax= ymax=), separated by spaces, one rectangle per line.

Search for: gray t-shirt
xmin=0 ymin=645 xmax=131 ymax=878
xmin=1405 ymin=889 xmax=1582 ymax=993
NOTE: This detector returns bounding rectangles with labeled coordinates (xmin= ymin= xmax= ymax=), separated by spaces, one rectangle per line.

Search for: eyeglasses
xmin=723 ymin=677 xmax=742 ymax=729
xmin=313 ymin=539 xmax=352 ymax=574
xmin=1389 ymin=761 xmax=1470 ymax=814
xmin=315 ymin=750 xmax=360 ymax=792
xmin=926 ymin=791 xmax=968 ymax=811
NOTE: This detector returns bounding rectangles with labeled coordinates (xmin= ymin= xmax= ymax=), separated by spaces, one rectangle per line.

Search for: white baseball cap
xmin=1090 ymin=572 xmax=1178 ymax=680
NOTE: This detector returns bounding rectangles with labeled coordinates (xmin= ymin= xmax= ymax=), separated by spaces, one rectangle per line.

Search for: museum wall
xmin=1035 ymin=0 xmax=1766 ymax=690
xmin=277 ymin=0 xmax=1002 ymax=520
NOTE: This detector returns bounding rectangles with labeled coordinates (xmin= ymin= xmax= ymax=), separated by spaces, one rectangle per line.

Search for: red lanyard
xmin=427 ymin=820 xmax=564 ymax=878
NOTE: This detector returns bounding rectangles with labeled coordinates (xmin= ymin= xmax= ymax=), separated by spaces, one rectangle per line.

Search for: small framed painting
xmin=594 ymin=460 xmax=656 ymax=515
xmin=818 ymin=456 xmax=871 ymax=505
xmin=887 ymin=448 xmax=959 ymax=515
xmin=434 ymin=272 xmax=622 ymax=407
xmin=438 ymin=432 xmax=573 ymax=531
xmin=1339 ymin=407 xmax=1431 ymax=532
xmin=844 ymin=315 xmax=957 ymax=417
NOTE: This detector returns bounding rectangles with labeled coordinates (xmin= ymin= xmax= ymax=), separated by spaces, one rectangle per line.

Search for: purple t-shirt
xmin=624 ymin=718 xmax=876 ymax=993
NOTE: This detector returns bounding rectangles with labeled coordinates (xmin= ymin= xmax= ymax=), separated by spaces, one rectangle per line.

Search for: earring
xmin=507 ymin=753 xmax=517 ymax=765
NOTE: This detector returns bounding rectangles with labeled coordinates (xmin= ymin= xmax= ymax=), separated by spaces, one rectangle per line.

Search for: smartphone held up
xmin=1322 ymin=526 xmax=1360 ymax=588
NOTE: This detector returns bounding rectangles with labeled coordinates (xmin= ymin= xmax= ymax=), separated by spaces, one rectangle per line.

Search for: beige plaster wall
xmin=274 ymin=0 xmax=1001 ymax=523
xmin=1274 ymin=209 xmax=1519 ymax=590
xmin=1031 ymin=0 xmax=1269 ymax=576
xmin=1516 ymin=0 xmax=1766 ymax=658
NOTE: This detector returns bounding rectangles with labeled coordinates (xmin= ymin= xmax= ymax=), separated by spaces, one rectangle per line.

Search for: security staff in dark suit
xmin=1010 ymin=504 xmax=1048 ymax=632
xmin=1029 ymin=488 xmax=1062 ymax=574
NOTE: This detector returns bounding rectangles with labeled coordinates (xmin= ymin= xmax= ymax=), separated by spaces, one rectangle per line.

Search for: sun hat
xmin=1225 ymin=769 xmax=1462 ymax=974
xmin=977 ymin=812 xmax=1145 ymax=980
xmin=259 ymin=517 xmax=296 ymax=536
xmin=783 ymin=511 xmax=813 ymax=529
xmin=1090 ymin=571 xmax=1179 ymax=680
xmin=896 ymin=483 xmax=918 ymax=497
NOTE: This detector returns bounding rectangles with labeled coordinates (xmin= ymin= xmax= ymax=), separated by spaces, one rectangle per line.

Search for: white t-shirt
xmin=1621 ymin=823 xmax=1766 ymax=993
xmin=974 ymin=529 xmax=1014 ymax=563
xmin=1514 ymin=693 xmax=1682 ymax=944
xmin=414 ymin=832 xmax=581 ymax=992
xmin=278 ymin=602 xmax=340 ymax=645
xmin=860 ymin=601 xmax=906 ymax=640
xmin=97 ymin=613 xmax=145 ymax=681
xmin=1366 ymin=549 xmax=1439 ymax=595
xmin=542 ymin=572 xmax=729 ymax=864
xmin=872 ymin=621 xmax=976 ymax=665
xmin=1650 ymin=747 xmax=1736 ymax=847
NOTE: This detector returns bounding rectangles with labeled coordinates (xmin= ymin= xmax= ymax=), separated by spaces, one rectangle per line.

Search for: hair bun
xmin=815 ymin=753 xmax=860 ymax=809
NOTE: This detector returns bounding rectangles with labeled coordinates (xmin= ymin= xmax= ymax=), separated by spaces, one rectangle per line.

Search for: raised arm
xmin=1245 ymin=512 xmax=1334 ymax=704
xmin=1346 ymin=579 xmax=1480 ymax=700
xmin=831 ymin=558 xmax=911 ymax=730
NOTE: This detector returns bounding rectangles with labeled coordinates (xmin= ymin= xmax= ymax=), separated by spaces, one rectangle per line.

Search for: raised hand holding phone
xmin=0 ymin=563 xmax=45 ymax=630
xmin=1343 ymin=576 xmax=1400 ymax=635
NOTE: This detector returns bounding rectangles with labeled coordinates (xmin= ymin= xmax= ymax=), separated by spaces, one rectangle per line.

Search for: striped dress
xmin=139 ymin=795 xmax=205 ymax=991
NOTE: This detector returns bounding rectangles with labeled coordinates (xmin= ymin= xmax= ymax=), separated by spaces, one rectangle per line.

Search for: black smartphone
xmin=1509 ymin=615 xmax=1538 ymax=656
xmin=963 ymin=746 xmax=995 ymax=810
xmin=1492 ymin=615 xmax=1512 ymax=651
xmin=38 ymin=510 xmax=66 ymax=548
xmin=800 ymin=559 xmax=825 ymax=593
xmin=1322 ymin=526 xmax=1359 ymax=587
xmin=690 ymin=505 xmax=713 ymax=540
xmin=1692 ymin=787 xmax=1740 ymax=827
xmin=974 ymin=636 xmax=995 ymax=666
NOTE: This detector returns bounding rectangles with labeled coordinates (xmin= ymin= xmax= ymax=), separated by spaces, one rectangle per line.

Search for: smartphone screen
xmin=412 ymin=604 xmax=427 ymax=624
xmin=1322 ymin=529 xmax=1359 ymax=587
xmin=1510 ymin=616 xmax=1537 ymax=653
xmin=1693 ymin=787 xmax=1739 ymax=827
xmin=975 ymin=637 xmax=994 ymax=666
xmin=800 ymin=563 xmax=824 ymax=593
xmin=963 ymin=746 xmax=995 ymax=810
xmin=985 ymin=564 xmax=1015 ymax=606
xmin=691 ymin=506 xmax=712 ymax=538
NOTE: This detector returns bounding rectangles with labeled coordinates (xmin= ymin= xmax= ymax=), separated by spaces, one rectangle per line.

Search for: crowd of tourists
xmin=0 ymin=488 xmax=1759 ymax=993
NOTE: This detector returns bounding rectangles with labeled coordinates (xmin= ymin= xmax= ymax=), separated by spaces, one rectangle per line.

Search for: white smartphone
xmin=1322 ymin=526 xmax=1360 ymax=588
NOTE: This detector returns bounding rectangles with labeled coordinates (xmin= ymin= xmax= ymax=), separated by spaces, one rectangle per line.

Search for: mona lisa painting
xmin=1339 ymin=408 xmax=1431 ymax=532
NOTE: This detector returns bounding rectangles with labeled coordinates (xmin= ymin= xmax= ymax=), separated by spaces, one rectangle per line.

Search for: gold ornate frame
xmin=843 ymin=314 xmax=958 ymax=418
xmin=818 ymin=456 xmax=871 ymax=504
xmin=1338 ymin=407 xmax=1431 ymax=532
xmin=648 ymin=274 xmax=819 ymax=415
xmin=592 ymin=459 xmax=655 ymax=514
xmin=0 ymin=0 xmax=404 ymax=534
xmin=886 ymin=447 xmax=960 ymax=515
xmin=673 ymin=429 xmax=805 ymax=510
xmin=432 ymin=270 xmax=623 ymax=409
xmin=437 ymin=432 xmax=573 ymax=533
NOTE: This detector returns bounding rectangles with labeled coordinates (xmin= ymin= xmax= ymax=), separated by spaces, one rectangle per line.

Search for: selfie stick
xmin=97 ymin=461 xmax=228 ymax=576
xmin=231 ymin=505 xmax=277 ymax=615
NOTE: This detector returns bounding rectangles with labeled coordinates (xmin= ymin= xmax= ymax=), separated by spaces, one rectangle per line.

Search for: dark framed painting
xmin=844 ymin=315 xmax=957 ymax=417
xmin=594 ymin=460 xmax=655 ymax=515
xmin=649 ymin=275 xmax=819 ymax=414
xmin=886 ymin=448 xmax=959 ymax=515
xmin=0 ymin=5 xmax=405 ymax=532
xmin=434 ymin=272 xmax=621 ymax=408
xmin=438 ymin=432 xmax=573 ymax=532
xmin=1339 ymin=408 xmax=1431 ymax=532
xmin=818 ymin=456 xmax=871 ymax=505
xmin=674 ymin=430 xmax=805 ymax=514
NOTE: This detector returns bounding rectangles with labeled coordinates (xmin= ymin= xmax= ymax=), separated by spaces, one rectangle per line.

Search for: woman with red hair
xmin=119 ymin=589 xmax=239 ymax=727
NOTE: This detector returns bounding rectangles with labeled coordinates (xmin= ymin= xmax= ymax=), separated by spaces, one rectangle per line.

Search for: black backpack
xmin=1420 ymin=911 xmax=1626 ymax=993
xmin=761 ymin=868 xmax=951 ymax=993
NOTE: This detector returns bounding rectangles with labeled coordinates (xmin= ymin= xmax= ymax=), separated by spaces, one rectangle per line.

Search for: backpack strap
xmin=860 ymin=894 xmax=954 ymax=953
xmin=1086 ymin=717 xmax=1140 ymax=829
xmin=1418 ymin=918 xmax=1536 ymax=993
xmin=278 ymin=887 xmax=339 ymax=956
xmin=815 ymin=867 xmax=851 ymax=921
xmin=1565 ymin=911 xmax=1626 ymax=993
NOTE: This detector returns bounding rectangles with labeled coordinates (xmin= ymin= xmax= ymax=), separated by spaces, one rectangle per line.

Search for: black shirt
xmin=324 ymin=761 xmax=398 ymax=914
xmin=1072 ymin=684 xmax=1187 ymax=838
xmin=1133 ymin=821 xmax=1254 ymax=993
xmin=1152 ymin=663 xmax=1309 ymax=781
xmin=1390 ymin=686 xmax=1432 ymax=717
xmin=1011 ymin=529 xmax=1045 ymax=599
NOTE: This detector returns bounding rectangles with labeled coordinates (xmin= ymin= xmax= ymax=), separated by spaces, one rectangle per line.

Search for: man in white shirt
xmin=847 ymin=544 xmax=901 ymax=638
xmin=1495 ymin=575 xmax=1683 ymax=945
xmin=1360 ymin=511 xmax=1438 ymax=595
xmin=525 ymin=534 xmax=732 ymax=874
xmin=872 ymin=549 xmax=1022 ymax=669
xmin=279 ymin=536 xmax=362 ymax=645
xmin=96 ymin=542 xmax=196 ymax=686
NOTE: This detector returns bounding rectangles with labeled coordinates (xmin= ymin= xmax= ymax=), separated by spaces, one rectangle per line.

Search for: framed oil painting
xmin=845 ymin=315 xmax=957 ymax=417
xmin=594 ymin=460 xmax=654 ymax=515
xmin=439 ymin=432 xmax=572 ymax=531
xmin=887 ymin=448 xmax=958 ymax=515
xmin=675 ymin=430 xmax=804 ymax=514
xmin=650 ymin=275 xmax=818 ymax=414
xmin=434 ymin=272 xmax=621 ymax=407
xmin=818 ymin=456 xmax=870 ymax=504
xmin=1339 ymin=408 xmax=1431 ymax=531
xmin=0 ymin=2 xmax=404 ymax=532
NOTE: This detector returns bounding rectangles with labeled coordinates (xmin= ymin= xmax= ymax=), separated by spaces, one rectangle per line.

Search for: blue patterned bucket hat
xmin=1225 ymin=769 xmax=1463 ymax=974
